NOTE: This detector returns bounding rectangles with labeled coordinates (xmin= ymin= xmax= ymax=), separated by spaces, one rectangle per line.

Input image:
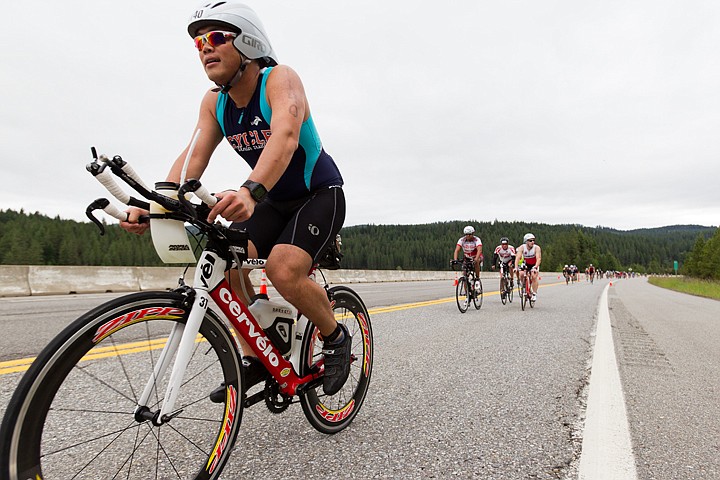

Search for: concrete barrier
xmin=0 ymin=265 xmax=506 ymax=297
xmin=0 ymin=266 xmax=31 ymax=297
xmin=27 ymin=266 xmax=140 ymax=295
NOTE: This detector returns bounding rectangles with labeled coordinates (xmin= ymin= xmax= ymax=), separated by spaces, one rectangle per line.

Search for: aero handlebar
xmin=85 ymin=147 xmax=219 ymax=235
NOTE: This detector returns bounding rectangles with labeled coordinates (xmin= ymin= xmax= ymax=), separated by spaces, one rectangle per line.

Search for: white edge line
xmin=578 ymin=283 xmax=639 ymax=480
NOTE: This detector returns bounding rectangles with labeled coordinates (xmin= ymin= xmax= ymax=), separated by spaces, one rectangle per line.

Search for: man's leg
xmin=266 ymin=244 xmax=336 ymax=336
xmin=266 ymin=244 xmax=351 ymax=395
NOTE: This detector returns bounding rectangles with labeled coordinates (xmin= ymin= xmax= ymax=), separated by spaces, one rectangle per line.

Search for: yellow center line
xmin=366 ymin=281 xmax=563 ymax=314
xmin=0 ymin=281 xmax=564 ymax=376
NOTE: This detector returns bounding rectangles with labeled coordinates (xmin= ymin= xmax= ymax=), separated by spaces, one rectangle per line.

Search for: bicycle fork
xmin=134 ymin=252 xmax=224 ymax=425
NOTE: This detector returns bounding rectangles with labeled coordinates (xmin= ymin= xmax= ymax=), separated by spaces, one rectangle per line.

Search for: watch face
xmin=244 ymin=181 xmax=267 ymax=201
xmin=253 ymin=184 xmax=267 ymax=200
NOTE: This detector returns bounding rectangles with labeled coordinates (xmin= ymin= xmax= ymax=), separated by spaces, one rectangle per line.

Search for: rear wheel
xmin=455 ymin=276 xmax=470 ymax=313
xmin=0 ymin=291 xmax=243 ymax=480
xmin=299 ymin=286 xmax=373 ymax=434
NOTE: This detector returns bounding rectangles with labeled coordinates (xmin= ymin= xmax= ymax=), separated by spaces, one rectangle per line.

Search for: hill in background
xmin=1 ymin=209 xmax=716 ymax=273
xmin=339 ymin=220 xmax=717 ymax=273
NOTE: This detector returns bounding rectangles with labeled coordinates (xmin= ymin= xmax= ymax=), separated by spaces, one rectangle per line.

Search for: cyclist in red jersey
xmin=515 ymin=233 xmax=542 ymax=302
xmin=587 ymin=264 xmax=596 ymax=282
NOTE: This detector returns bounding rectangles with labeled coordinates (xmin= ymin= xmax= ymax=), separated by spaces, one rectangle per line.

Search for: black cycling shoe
xmin=209 ymin=356 xmax=269 ymax=403
xmin=322 ymin=323 xmax=352 ymax=396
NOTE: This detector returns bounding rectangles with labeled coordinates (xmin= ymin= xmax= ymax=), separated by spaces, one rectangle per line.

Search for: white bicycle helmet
xmin=463 ymin=226 xmax=475 ymax=235
xmin=523 ymin=233 xmax=535 ymax=242
xmin=188 ymin=2 xmax=278 ymax=66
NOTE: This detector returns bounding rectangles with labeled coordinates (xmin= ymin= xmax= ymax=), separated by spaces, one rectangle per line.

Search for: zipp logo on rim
xmin=316 ymin=399 xmax=355 ymax=423
xmin=207 ymin=384 xmax=238 ymax=473
xmin=93 ymin=307 xmax=185 ymax=343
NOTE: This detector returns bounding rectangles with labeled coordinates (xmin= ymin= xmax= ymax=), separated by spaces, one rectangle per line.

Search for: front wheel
xmin=0 ymin=291 xmax=244 ymax=480
xmin=455 ymin=276 xmax=470 ymax=313
xmin=299 ymin=286 xmax=373 ymax=434
xmin=528 ymin=276 xmax=536 ymax=308
xmin=520 ymin=281 xmax=527 ymax=311
xmin=500 ymin=276 xmax=507 ymax=305
xmin=472 ymin=277 xmax=483 ymax=310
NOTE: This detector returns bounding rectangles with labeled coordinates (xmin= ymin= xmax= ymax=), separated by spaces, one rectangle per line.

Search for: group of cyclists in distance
xmin=453 ymin=226 xmax=542 ymax=303
xmin=451 ymin=226 xmax=632 ymax=307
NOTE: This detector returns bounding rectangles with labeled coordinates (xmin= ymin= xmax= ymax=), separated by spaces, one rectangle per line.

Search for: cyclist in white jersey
xmin=491 ymin=237 xmax=516 ymax=287
xmin=515 ymin=233 xmax=542 ymax=301
xmin=453 ymin=226 xmax=483 ymax=278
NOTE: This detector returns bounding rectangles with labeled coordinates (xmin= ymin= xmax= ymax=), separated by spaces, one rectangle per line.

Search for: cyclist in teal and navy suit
xmin=120 ymin=2 xmax=350 ymax=396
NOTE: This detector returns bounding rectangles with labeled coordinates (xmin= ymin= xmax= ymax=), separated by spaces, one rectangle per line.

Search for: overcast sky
xmin=1 ymin=0 xmax=718 ymax=232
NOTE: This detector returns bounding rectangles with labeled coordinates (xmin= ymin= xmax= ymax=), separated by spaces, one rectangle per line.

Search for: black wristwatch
xmin=241 ymin=180 xmax=268 ymax=202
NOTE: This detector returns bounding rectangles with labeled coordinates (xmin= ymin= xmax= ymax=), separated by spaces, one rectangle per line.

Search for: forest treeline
xmin=339 ymin=221 xmax=717 ymax=274
xmin=1 ymin=209 xmax=717 ymax=274
xmin=681 ymin=227 xmax=720 ymax=280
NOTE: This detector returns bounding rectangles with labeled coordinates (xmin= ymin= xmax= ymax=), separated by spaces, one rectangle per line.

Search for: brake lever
xmin=86 ymin=199 xmax=111 ymax=235
xmin=85 ymin=198 xmax=149 ymax=236
xmin=178 ymin=178 xmax=219 ymax=221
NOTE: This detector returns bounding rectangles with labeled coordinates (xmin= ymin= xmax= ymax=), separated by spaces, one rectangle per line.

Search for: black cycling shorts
xmin=232 ymin=186 xmax=345 ymax=262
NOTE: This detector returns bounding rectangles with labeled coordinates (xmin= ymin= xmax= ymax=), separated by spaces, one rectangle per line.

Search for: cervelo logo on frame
xmin=207 ymin=384 xmax=238 ymax=474
xmin=200 ymin=255 xmax=216 ymax=288
xmin=93 ymin=307 xmax=185 ymax=343
xmin=216 ymin=287 xmax=280 ymax=367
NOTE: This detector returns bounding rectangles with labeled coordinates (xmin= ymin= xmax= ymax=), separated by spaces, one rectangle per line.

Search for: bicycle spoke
xmin=164 ymin=422 xmax=212 ymax=457
xmin=73 ymin=363 xmax=137 ymax=405
xmin=108 ymin=424 xmax=155 ymax=480
xmin=41 ymin=420 xmax=141 ymax=457
xmin=67 ymin=421 xmax=148 ymax=479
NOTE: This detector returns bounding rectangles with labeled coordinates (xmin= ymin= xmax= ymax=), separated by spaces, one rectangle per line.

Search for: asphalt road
xmin=0 ymin=276 xmax=718 ymax=479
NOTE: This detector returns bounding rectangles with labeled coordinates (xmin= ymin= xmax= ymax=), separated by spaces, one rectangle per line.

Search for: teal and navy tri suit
xmin=216 ymin=66 xmax=345 ymax=260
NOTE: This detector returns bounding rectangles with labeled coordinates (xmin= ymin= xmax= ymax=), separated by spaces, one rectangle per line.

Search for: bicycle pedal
xmin=243 ymin=390 xmax=266 ymax=409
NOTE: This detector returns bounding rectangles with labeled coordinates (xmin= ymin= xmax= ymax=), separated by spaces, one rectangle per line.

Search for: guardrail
xmin=1 ymin=265 xmax=511 ymax=297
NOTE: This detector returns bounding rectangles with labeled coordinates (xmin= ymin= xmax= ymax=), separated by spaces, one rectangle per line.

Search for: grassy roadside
xmin=648 ymin=276 xmax=720 ymax=301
